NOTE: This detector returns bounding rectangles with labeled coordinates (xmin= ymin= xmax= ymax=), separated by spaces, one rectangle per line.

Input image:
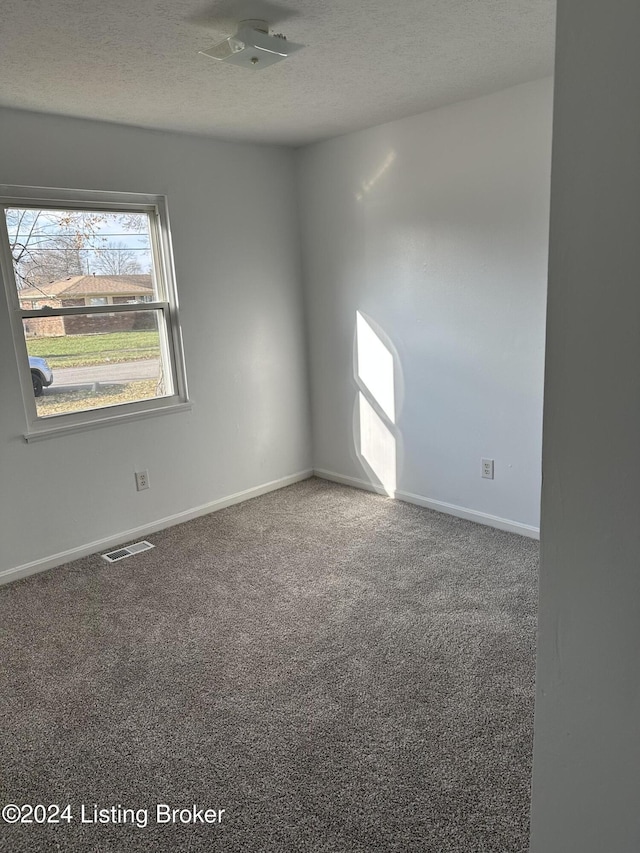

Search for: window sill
xmin=23 ymin=400 xmax=192 ymax=443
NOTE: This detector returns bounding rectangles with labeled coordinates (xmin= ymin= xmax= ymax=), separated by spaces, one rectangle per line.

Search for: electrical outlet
xmin=481 ymin=458 xmax=494 ymax=480
xmin=135 ymin=470 xmax=149 ymax=491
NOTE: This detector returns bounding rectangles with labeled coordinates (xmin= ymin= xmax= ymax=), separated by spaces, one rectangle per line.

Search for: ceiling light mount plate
xmin=200 ymin=19 xmax=302 ymax=69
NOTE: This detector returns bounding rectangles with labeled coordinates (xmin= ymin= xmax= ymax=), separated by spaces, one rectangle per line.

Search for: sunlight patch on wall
xmin=356 ymin=311 xmax=395 ymax=422
xmin=355 ymin=311 xmax=398 ymax=496
xmin=358 ymin=392 xmax=397 ymax=495
xmin=355 ymin=150 xmax=397 ymax=202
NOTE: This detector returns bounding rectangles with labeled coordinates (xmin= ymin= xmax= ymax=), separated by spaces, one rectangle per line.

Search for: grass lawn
xmin=27 ymin=331 xmax=160 ymax=369
xmin=35 ymin=380 xmax=159 ymax=416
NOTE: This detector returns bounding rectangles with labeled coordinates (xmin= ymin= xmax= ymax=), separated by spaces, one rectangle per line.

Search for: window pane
xmin=23 ymin=311 xmax=172 ymax=417
xmin=112 ymin=295 xmax=154 ymax=304
xmin=5 ymin=208 xmax=158 ymax=300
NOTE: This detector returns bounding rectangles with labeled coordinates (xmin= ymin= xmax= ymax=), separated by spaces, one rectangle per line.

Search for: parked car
xmin=29 ymin=356 xmax=54 ymax=397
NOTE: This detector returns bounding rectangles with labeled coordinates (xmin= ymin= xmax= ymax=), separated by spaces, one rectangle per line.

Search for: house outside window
xmin=0 ymin=186 xmax=189 ymax=440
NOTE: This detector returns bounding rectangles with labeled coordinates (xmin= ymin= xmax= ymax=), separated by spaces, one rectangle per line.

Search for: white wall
xmin=530 ymin=2 xmax=640 ymax=850
xmin=0 ymin=108 xmax=311 ymax=578
xmin=297 ymin=79 xmax=553 ymax=533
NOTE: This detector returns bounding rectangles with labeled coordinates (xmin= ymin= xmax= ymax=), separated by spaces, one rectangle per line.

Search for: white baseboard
xmin=1 ymin=466 xmax=537 ymax=586
xmin=0 ymin=469 xmax=314 ymax=586
xmin=314 ymin=468 xmax=540 ymax=539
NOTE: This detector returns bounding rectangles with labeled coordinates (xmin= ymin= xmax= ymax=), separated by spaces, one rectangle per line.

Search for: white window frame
xmin=0 ymin=185 xmax=190 ymax=442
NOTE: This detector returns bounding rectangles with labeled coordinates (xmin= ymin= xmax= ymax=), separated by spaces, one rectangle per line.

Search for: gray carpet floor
xmin=0 ymin=478 xmax=538 ymax=852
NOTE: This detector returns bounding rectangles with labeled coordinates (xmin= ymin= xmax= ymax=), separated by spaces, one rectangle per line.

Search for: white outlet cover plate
xmin=482 ymin=458 xmax=494 ymax=479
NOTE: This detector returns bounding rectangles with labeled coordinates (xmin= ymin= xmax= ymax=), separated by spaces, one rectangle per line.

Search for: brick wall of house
xmin=63 ymin=313 xmax=135 ymax=335
xmin=62 ymin=311 xmax=155 ymax=335
xmin=23 ymin=316 xmax=65 ymax=337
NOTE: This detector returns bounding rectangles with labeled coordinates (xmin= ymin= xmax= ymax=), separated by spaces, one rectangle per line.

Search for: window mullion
xmin=19 ymin=301 xmax=168 ymax=319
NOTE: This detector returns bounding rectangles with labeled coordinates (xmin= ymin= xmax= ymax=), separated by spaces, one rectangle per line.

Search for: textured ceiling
xmin=0 ymin=0 xmax=556 ymax=146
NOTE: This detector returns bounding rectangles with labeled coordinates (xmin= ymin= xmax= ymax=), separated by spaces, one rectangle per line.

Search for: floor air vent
xmin=101 ymin=541 xmax=154 ymax=563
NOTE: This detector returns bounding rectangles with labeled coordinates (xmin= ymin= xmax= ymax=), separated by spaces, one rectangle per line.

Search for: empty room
xmin=2 ymin=1 xmax=639 ymax=852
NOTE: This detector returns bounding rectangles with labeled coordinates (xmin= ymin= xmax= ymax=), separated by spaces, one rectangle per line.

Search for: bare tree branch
xmin=92 ymin=242 xmax=142 ymax=275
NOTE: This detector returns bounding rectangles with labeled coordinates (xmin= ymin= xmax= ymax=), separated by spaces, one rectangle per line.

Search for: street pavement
xmin=49 ymin=358 xmax=160 ymax=389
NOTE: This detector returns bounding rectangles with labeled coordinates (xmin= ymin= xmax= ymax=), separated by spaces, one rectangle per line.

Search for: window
xmin=112 ymin=295 xmax=153 ymax=305
xmin=0 ymin=186 xmax=189 ymax=440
